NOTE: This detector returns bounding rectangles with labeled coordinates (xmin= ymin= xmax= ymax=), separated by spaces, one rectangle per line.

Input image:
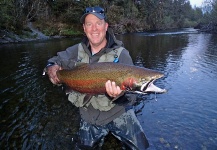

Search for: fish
xmin=56 ymin=62 xmax=166 ymax=98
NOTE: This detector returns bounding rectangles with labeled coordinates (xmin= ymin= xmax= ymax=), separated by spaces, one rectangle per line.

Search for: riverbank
xmin=1 ymin=23 xmax=216 ymax=45
xmin=0 ymin=28 xmax=61 ymax=44
xmin=194 ymin=23 xmax=217 ymax=34
xmin=0 ymin=22 xmax=82 ymax=44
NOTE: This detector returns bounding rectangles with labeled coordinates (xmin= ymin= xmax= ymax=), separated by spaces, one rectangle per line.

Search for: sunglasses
xmin=84 ymin=6 xmax=105 ymax=15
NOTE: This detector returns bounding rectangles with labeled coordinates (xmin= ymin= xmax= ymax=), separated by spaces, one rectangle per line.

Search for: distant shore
xmin=1 ymin=23 xmax=216 ymax=45
xmin=0 ymin=29 xmax=65 ymax=44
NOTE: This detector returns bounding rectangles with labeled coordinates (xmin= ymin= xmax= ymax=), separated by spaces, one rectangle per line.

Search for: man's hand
xmin=105 ymin=80 xmax=122 ymax=97
xmin=47 ymin=64 xmax=62 ymax=85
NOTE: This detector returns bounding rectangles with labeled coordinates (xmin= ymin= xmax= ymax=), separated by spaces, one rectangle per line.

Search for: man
xmin=44 ymin=6 xmax=149 ymax=149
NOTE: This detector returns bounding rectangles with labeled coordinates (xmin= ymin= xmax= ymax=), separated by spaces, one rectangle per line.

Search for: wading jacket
xmin=47 ymin=29 xmax=136 ymax=125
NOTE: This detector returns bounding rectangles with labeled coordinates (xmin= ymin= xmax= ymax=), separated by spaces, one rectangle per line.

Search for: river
xmin=0 ymin=28 xmax=217 ymax=150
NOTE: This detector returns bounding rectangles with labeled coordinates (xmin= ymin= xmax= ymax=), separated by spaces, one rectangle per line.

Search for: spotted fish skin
xmin=57 ymin=62 xmax=165 ymax=94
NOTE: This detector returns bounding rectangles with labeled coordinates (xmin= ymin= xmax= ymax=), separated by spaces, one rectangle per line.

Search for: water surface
xmin=117 ymin=29 xmax=217 ymax=149
xmin=0 ymin=29 xmax=217 ymax=149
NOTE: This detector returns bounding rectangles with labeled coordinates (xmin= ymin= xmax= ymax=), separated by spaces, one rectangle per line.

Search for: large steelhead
xmin=56 ymin=62 xmax=166 ymax=94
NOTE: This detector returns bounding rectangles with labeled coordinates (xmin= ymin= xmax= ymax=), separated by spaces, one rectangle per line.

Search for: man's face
xmin=83 ymin=14 xmax=108 ymax=48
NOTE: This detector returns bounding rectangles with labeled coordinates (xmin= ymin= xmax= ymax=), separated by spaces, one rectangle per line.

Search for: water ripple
xmin=1 ymin=31 xmax=217 ymax=149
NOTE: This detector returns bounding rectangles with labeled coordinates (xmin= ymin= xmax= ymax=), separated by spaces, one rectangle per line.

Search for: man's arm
xmin=44 ymin=44 xmax=79 ymax=85
xmin=46 ymin=64 xmax=62 ymax=85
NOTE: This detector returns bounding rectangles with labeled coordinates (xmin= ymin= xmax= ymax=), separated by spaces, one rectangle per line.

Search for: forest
xmin=0 ymin=0 xmax=217 ymax=38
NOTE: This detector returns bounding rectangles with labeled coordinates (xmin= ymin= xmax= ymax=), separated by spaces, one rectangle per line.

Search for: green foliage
xmin=43 ymin=27 xmax=59 ymax=36
xmin=61 ymin=7 xmax=83 ymax=24
xmin=163 ymin=16 xmax=175 ymax=29
xmin=106 ymin=5 xmax=124 ymax=24
xmin=200 ymin=0 xmax=217 ymax=24
xmin=183 ymin=18 xmax=198 ymax=27
xmin=210 ymin=0 xmax=217 ymax=23
xmin=60 ymin=28 xmax=82 ymax=36
xmin=48 ymin=0 xmax=72 ymax=17
xmin=0 ymin=0 xmax=17 ymax=30
xmin=1 ymin=0 xmax=213 ymax=34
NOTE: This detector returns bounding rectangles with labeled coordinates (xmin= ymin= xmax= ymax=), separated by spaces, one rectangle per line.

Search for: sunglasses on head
xmin=84 ymin=6 xmax=105 ymax=14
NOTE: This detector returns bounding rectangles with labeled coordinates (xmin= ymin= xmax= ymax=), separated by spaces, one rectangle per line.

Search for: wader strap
xmin=77 ymin=43 xmax=89 ymax=63
xmin=98 ymin=47 xmax=123 ymax=63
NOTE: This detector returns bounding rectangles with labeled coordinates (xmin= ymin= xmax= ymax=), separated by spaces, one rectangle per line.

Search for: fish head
xmin=134 ymin=69 xmax=166 ymax=93
xmin=140 ymin=79 xmax=167 ymax=93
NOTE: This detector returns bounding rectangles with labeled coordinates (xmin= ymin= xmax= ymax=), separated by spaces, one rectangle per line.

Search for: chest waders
xmin=70 ymin=45 xmax=149 ymax=150
xmin=68 ymin=43 xmax=123 ymax=111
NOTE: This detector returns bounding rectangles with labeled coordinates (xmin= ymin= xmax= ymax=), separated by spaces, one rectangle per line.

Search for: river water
xmin=0 ymin=28 xmax=217 ymax=150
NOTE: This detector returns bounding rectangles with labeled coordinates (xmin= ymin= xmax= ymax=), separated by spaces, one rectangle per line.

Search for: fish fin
xmin=111 ymin=91 xmax=125 ymax=102
xmin=83 ymin=94 xmax=93 ymax=106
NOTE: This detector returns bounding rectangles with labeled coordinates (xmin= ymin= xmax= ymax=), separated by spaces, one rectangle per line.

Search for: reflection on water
xmin=119 ymin=30 xmax=217 ymax=150
xmin=0 ymin=39 xmax=82 ymax=149
xmin=0 ymin=29 xmax=217 ymax=149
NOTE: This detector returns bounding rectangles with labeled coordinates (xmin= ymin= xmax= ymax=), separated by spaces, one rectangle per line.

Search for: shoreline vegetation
xmin=0 ymin=22 xmax=83 ymax=44
xmin=0 ymin=0 xmax=217 ymax=44
xmin=0 ymin=22 xmax=216 ymax=44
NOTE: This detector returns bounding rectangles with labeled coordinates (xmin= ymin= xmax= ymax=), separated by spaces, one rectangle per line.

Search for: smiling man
xmin=82 ymin=13 xmax=108 ymax=53
xmin=44 ymin=6 xmax=149 ymax=149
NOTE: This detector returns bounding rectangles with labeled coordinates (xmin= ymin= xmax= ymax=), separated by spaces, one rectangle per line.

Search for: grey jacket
xmin=47 ymin=29 xmax=135 ymax=125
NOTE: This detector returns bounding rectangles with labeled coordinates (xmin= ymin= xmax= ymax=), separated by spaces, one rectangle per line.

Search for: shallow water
xmin=117 ymin=29 xmax=217 ymax=149
xmin=0 ymin=29 xmax=217 ymax=149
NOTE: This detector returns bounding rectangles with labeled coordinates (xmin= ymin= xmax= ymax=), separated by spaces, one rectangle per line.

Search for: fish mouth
xmin=141 ymin=79 xmax=166 ymax=93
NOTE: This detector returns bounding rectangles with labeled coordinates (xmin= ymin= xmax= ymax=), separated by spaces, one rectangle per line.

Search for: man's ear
xmin=83 ymin=24 xmax=85 ymax=29
xmin=106 ymin=22 xmax=109 ymax=31
xmin=83 ymin=24 xmax=86 ymax=33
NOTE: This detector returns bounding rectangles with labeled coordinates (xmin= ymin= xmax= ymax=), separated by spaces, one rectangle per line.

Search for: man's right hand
xmin=47 ymin=64 xmax=62 ymax=85
xmin=105 ymin=80 xmax=122 ymax=98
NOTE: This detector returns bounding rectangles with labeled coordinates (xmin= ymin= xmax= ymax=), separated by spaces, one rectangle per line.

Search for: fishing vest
xmin=68 ymin=43 xmax=123 ymax=111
